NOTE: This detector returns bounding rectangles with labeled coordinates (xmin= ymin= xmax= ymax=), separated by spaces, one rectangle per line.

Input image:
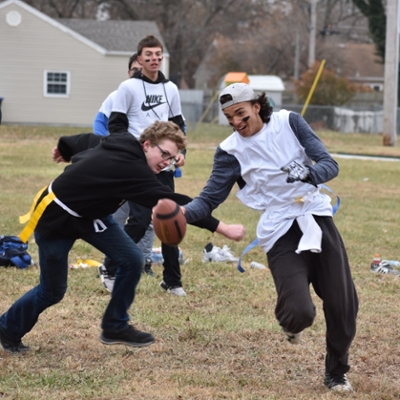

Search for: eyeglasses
xmin=129 ymin=67 xmax=140 ymax=72
xmin=154 ymin=144 xmax=177 ymax=164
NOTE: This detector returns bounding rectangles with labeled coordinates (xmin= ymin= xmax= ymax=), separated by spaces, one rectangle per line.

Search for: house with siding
xmin=0 ymin=0 xmax=169 ymax=126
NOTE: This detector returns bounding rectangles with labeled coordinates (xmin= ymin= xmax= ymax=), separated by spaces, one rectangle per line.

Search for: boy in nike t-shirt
xmin=108 ymin=35 xmax=188 ymax=296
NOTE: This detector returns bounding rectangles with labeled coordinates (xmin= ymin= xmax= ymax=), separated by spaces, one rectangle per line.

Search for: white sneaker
xmin=370 ymin=261 xmax=400 ymax=276
xmin=250 ymin=261 xmax=267 ymax=270
xmin=159 ymin=280 xmax=187 ymax=296
xmin=169 ymin=287 xmax=187 ymax=296
xmin=202 ymin=243 xmax=238 ymax=263
xmin=219 ymin=245 xmax=239 ymax=262
xmin=98 ymin=265 xmax=115 ymax=293
xmin=324 ymin=373 xmax=353 ymax=391
xmin=284 ymin=330 xmax=302 ymax=344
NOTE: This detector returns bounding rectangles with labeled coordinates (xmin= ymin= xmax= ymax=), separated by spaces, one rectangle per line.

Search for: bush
xmin=293 ymin=61 xmax=371 ymax=106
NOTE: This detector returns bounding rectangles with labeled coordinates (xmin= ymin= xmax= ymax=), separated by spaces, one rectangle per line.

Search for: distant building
xmin=335 ymin=43 xmax=384 ymax=92
xmin=0 ymin=0 xmax=169 ymax=126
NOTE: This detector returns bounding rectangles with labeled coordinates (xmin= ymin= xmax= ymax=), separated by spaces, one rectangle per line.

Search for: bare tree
xmin=24 ymin=0 xmax=370 ymax=88
xmin=24 ymin=0 xmax=101 ymax=17
xmin=108 ymin=0 xmax=268 ymax=85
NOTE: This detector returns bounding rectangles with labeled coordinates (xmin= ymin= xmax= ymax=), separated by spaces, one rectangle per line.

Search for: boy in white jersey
xmin=183 ymin=83 xmax=358 ymax=392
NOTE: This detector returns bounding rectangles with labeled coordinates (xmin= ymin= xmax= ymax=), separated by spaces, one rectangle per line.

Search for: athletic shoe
xmin=324 ymin=373 xmax=353 ymax=391
xmin=0 ymin=327 xmax=30 ymax=353
xmin=283 ymin=330 xmax=302 ymax=344
xmin=143 ymin=258 xmax=155 ymax=277
xmin=202 ymin=242 xmax=239 ymax=263
xmin=99 ymin=325 xmax=155 ymax=347
xmin=98 ymin=264 xmax=115 ymax=293
xmin=370 ymin=261 xmax=400 ymax=276
xmin=159 ymin=280 xmax=187 ymax=296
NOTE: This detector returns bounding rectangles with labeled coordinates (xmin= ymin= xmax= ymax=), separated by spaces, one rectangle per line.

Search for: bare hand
xmin=215 ymin=222 xmax=246 ymax=242
xmin=52 ymin=146 xmax=67 ymax=163
xmin=175 ymin=153 xmax=185 ymax=167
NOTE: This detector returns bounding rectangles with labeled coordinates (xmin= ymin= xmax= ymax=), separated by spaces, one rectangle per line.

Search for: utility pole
xmin=308 ymin=0 xmax=318 ymax=68
xmin=294 ymin=28 xmax=300 ymax=80
xmin=382 ymin=0 xmax=399 ymax=146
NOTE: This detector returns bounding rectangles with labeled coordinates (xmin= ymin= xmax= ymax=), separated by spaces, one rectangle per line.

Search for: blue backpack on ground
xmin=0 ymin=236 xmax=31 ymax=269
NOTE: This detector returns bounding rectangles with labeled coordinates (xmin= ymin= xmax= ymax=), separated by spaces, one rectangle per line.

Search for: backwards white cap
xmin=219 ymin=83 xmax=256 ymax=110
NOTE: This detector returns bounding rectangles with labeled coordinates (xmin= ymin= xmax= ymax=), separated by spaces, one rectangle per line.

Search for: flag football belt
xmin=18 ymin=183 xmax=107 ymax=243
xmin=237 ymin=184 xmax=340 ymax=273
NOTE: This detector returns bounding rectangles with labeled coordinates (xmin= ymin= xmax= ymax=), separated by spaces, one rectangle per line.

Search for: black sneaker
xmin=324 ymin=373 xmax=352 ymax=391
xmin=143 ymin=258 xmax=155 ymax=277
xmin=99 ymin=325 xmax=155 ymax=347
xmin=0 ymin=327 xmax=30 ymax=353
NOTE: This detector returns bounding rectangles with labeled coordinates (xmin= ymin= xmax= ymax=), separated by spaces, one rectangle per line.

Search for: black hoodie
xmin=35 ymin=132 xmax=218 ymax=238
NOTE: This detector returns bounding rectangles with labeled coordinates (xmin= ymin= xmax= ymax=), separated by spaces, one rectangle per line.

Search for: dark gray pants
xmin=267 ymin=215 xmax=358 ymax=376
xmin=106 ymin=170 xmax=182 ymax=287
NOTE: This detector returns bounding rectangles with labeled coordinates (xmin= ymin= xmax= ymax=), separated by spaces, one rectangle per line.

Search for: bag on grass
xmin=0 ymin=235 xmax=31 ymax=269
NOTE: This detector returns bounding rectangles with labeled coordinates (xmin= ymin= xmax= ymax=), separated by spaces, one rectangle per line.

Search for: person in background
xmin=183 ymin=83 xmax=358 ymax=392
xmin=92 ymin=53 xmax=157 ymax=289
xmin=108 ymin=35 xmax=188 ymax=296
xmin=93 ymin=53 xmax=141 ymax=137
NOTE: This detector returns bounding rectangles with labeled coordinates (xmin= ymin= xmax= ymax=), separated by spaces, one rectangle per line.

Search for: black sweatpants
xmin=267 ymin=215 xmax=358 ymax=376
xmin=105 ymin=170 xmax=182 ymax=287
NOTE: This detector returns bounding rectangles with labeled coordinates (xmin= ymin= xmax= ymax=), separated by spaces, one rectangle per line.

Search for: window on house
xmin=44 ymin=70 xmax=70 ymax=97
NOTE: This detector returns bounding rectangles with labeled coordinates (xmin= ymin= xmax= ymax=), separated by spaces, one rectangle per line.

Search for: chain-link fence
xmin=180 ymin=90 xmax=399 ymax=134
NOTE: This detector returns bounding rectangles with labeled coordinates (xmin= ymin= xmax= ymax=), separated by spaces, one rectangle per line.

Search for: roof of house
xmin=0 ymin=0 xmax=167 ymax=55
xmin=57 ymin=19 xmax=167 ymax=54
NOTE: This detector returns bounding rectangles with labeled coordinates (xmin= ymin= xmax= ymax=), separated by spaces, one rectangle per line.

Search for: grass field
xmin=0 ymin=124 xmax=400 ymax=399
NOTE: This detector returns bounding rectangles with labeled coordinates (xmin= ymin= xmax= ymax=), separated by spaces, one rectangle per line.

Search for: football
xmin=152 ymin=199 xmax=186 ymax=246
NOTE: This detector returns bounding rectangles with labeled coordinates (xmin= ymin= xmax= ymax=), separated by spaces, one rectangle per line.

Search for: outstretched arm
xmin=184 ymin=147 xmax=241 ymax=223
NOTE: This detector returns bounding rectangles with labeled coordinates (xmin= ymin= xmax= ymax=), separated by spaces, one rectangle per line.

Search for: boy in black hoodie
xmin=0 ymin=121 xmax=245 ymax=353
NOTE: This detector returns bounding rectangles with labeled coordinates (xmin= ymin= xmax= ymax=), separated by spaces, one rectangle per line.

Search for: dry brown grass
xmin=0 ymin=124 xmax=400 ymax=399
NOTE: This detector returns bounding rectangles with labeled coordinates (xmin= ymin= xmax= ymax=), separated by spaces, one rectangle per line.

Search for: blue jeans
xmin=0 ymin=216 xmax=144 ymax=341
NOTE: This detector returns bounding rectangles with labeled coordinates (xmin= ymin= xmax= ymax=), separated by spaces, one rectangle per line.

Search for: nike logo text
xmin=141 ymin=95 xmax=166 ymax=111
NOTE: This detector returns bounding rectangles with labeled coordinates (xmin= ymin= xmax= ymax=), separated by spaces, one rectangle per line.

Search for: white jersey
xmin=220 ymin=110 xmax=332 ymax=252
xmin=111 ymin=77 xmax=182 ymax=139
xmin=99 ymin=90 xmax=117 ymax=118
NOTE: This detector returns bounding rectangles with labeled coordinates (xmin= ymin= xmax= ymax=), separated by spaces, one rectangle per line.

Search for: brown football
xmin=152 ymin=199 xmax=186 ymax=246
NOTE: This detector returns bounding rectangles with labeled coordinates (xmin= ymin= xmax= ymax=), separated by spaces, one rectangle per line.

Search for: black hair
xmin=128 ymin=53 xmax=138 ymax=69
xmin=220 ymin=91 xmax=273 ymax=124
xmin=137 ymin=35 xmax=163 ymax=55
xmin=252 ymin=92 xmax=273 ymax=123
